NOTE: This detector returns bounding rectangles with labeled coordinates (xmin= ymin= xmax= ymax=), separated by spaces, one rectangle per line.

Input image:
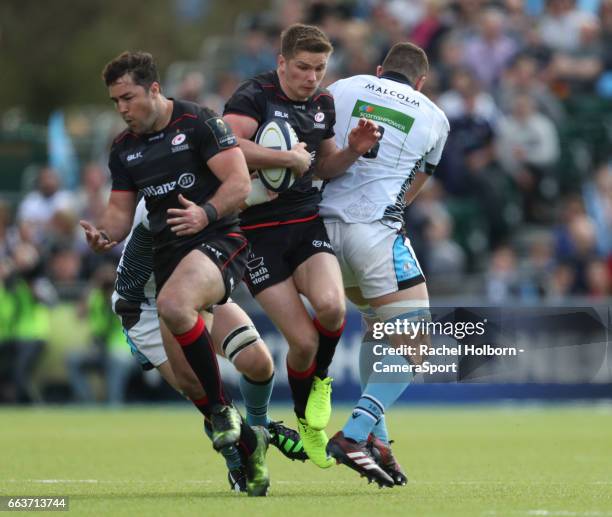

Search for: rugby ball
xmin=255 ymin=119 xmax=299 ymax=192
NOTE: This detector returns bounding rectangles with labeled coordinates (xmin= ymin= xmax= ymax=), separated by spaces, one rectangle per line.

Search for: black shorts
xmin=154 ymin=231 xmax=250 ymax=304
xmin=242 ymin=215 xmax=335 ymax=296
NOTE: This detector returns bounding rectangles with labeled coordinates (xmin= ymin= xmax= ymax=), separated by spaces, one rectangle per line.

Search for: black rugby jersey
xmin=109 ymin=100 xmax=239 ymax=254
xmin=223 ymin=71 xmax=335 ymax=227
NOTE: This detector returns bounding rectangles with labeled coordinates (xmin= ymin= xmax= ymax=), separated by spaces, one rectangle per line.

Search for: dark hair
xmin=382 ymin=42 xmax=429 ymax=84
xmin=280 ymin=24 xmax=333 ymax=59
xmin=102 ymin=51 xmax=160 ymax=89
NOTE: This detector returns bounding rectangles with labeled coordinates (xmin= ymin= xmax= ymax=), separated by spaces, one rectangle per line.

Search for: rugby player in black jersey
xmin=223 ymin=24 xmax=380 ymax=468
xmin=79 ymin=51 xmax=269 ymax=495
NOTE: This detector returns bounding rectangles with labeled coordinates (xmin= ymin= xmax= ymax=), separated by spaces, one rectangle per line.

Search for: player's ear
xmin=414 ymin=75 xmax=427 ymax=91
xmin=277 ymin=54 xmax=286 ymax=72
xmin=149 ymin=81 xmax=161 ymax=97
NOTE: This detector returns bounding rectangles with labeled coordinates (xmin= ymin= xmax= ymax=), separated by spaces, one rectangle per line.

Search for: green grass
xmin=1 ymin=405 xmax=611 ymax=516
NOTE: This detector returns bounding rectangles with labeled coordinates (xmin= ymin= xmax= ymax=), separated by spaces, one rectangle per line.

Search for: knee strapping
xmin=374 ymin=300 xmax=430 ymax=323
xmin=221 ymin=324 xmax=261 ymax=364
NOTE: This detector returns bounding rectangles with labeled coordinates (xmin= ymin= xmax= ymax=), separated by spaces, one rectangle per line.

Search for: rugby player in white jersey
xmin=318 ymin=42 xmax=450 ymax=486
xmin=112 ymin=199 xmax=307 ymax=493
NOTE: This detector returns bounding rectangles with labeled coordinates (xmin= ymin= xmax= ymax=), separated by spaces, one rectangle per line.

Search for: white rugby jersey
xmin=319 ymin=73 xmax=449 ymax=224
xmin=114 ymin=198 xmax=156 ymax=303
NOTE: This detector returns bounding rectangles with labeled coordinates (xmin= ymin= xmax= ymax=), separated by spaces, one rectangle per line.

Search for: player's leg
xmin=157 ymin=237 xmax=272 ymax=497
xmin=157 ymin=249 xmax=240 ymax=449
xmin=255 ymin=279 xmax=333 ymax=468
xmin=292 ymin=252 xmax=346 ymax=431
xmin=211 ymin=302 xmax=307 ymax=462
xmin=160 ymin=319 xmax=268 ymax=495
xmin=356 ymin=308 xmax=407 ymax=486
xmin=327 ymin=223 xmax=424 ymax=486
xmin=291 ymin=219 xmax=346 ymax=431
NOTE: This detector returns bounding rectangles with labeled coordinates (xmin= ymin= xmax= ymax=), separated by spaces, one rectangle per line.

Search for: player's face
xmin=278 ymin=51 xmax=329 ymax=101
xmin=109 ymin=74 xmax=159 ymax=134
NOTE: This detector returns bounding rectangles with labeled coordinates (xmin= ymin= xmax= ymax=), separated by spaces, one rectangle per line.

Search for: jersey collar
xmin=380 ymin=71 xmax=413 ymax=88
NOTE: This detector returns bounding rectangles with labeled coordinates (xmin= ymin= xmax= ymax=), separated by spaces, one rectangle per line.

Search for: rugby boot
xmin=297 ymin=418 xmax=334 ymax=468
xmin=227 ymin=465 xmax=247 ymax=493
xmin=367 ymin=434 xmax=408 ymax=486
xmin=210 ymin=404 xmax=242 ymax=450
xmin=244 ymin=425 xmax=271 ymax=497
xmin=305 ymin=376 xmax=333 ymax=430
xmin=268 ymin=420 xmax=308 ymax=461
xmin=326 ymin=431 xmax=394 ymax=488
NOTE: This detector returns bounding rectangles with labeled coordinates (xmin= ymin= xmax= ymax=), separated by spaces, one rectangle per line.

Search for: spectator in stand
xmin=66 ymin=264 xmax=135 ymax=405
xmin=538 ymin=0 xmax=596 ymax=52
xmin=410 ymin=0 xmax=452 ymax=61
xmin=463 ymin=8 xmax=518 ymax=89
xmin=519 ymin=231 xmax=556 ymax=299
xmin=0 ymin=242 xmax=52 ymax=403
xmin=423 ymin=206 xmax=467 ymax=283
xmin=74 ymin=163 xmax=111 ymax=224
xmin=547 ymin=17 xmax=604 ymax=95
xmin=438 ymin=67 xmax=500 ymax=125
xmin=583 ymin=162 xmax=612 ymax=257
xmin=175 ymin=71 xmax=206 ymax=105
xmin=17 ymin=167 xmax=73 ymax=245
xmin=585 ymin=259 xmax=611 ymax=298
xmin=486 ymin=245 xmax=521 ymax=303
xmin=497 ymin=53 xmax=566 ymax=124
xmin=496 ymin=94 xmax=560 ymax=222
xmin=233 ymin=23 xmax=277 ymax=80
xmin=554 ymin=196 xmax=599 ymax=293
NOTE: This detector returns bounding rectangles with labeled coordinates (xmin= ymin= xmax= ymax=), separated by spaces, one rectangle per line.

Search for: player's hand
xmin=288 ymin=142 xmax=312 ymax=178
xmin=240 ymin=176 xmax=279 ymax=210
xmin=348 ymin=118 xmax=381 ymax=155
xmin=167 ymin=194 xmax=209 ymax=236
xmin=79 ymin=220 xmax=117 ymax=253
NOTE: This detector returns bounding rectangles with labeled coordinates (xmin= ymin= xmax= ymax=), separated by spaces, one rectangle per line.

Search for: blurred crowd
xmin=1 ymin=0 xmax=611 ymax=401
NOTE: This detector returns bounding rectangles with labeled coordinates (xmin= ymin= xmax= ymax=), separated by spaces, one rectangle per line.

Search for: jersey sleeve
xmin=423 ymin=114 xmax=450 ymax=172
xmin=196 ymin=107 xmax=239 ymax=163
xmin=318 ymin=90 xmax=336 ymax=140
xmin=325 ymin=97 xmax=336 ymax=140
xmin=223 ymin=80 xmax=266 ymax=123
xmin=108 ymin=146 xmax=137 ymax=192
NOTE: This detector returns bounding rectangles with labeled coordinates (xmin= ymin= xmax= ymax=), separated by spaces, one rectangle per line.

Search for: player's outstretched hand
xmin=289 ymin=142 xmax=312 ymax=178
xmin=348 ymin=118 xmax=381 ymax=155
xmin=79 ymin=220 xmax=117 ymax=253
xmin=167 ymin=194 xmax=209 ymax=236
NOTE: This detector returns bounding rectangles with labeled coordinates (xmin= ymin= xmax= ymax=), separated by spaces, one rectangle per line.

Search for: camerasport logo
xmin=178 ymin=172 xmax=196 ymax=189
xmin=172 ymin=134 xmax=186 ymax=146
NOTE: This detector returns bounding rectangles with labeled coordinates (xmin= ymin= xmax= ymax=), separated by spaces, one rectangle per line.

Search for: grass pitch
xmin=1 ymin=405 xmax=611 ymax=516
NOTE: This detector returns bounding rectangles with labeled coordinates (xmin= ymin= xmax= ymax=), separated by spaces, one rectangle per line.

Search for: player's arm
xmin=223 ymin=113 xmax=311 ymax=176
xmin=167 ymin=147 xmax=251 ymax=237
xmin=314 ymin=118 xmax=381 ymax=179
xmin=404 ymin=170 xmax=432 ymax=206
xmin=80 ymin=190 xmax=136 ymax=252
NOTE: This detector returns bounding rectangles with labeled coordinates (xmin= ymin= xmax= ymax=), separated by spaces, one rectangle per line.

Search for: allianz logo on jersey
xmin=141 ymin=172 xmax=196 ymax=197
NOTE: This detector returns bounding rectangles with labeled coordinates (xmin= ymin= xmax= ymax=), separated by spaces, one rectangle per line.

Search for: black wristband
xmin=202 ymin=203 xmax=218 ymax=223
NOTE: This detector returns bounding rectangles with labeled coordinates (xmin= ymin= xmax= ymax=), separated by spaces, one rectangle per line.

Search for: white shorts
xmin=111 ymin=293 xmax=166 ymax=370
xmin=324 ymin=219 xmax=425 ymax=299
